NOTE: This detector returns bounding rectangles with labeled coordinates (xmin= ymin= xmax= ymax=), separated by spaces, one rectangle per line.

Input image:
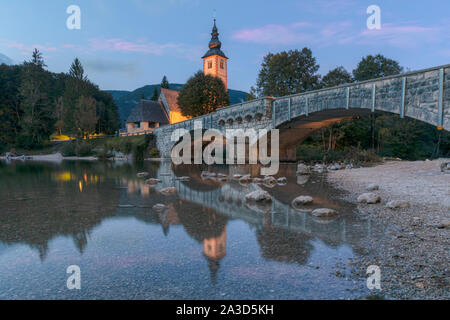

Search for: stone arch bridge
xmin=154 ymin=65 xmax=450 ymax=161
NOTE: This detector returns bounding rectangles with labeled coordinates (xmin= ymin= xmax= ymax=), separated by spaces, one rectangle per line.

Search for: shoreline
xmin=327 ymin=159 xmax=449 ymax=299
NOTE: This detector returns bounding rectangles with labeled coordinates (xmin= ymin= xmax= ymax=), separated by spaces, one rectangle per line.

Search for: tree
xmin=353 ymin=54 xmax=403 ymax=149
xmin=246 ymin=86 xmax=258 ymax=101
xmin=353 ymin=54 xmax=403 ymax=81
xmin=75 ymin=96 xmax=98 ymax=138
xmin=256 ymin=48 xmax=320 ymax=97
xmin=30 ymin=48 xmax=47 ymax=68
xmin=151 ymin=87 xmax=159 ymax=101
xmin=321 ymin=66 xmax=352 ymax=88
xmin=177 ymin=71 xmax=229 ymax=117
xmin=69 ymin=58 xmax=86 ymax=81
xmin=161 ymin=76 xmax=170 ymax=89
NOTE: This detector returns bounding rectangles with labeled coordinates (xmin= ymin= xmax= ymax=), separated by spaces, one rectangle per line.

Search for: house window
xmin=208 ymin=61 xmax=212 ymax=69
xmin=134 ymin=122 xmax=140 ymax=128
xmin=220 ymin=60 xmax=224 ymax=69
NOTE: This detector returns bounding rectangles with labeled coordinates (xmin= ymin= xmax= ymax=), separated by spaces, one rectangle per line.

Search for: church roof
xmin=202 ymin=19 xmax=228 ymax=59
xmin=160 ymin=88 xmax=182 ymax=113
xmin=126 ymin=100 xmax=169 ymax=124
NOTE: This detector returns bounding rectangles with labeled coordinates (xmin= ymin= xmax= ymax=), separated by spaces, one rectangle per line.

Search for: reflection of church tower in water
xmin=203 ymin=225 xmax=227 ymax=284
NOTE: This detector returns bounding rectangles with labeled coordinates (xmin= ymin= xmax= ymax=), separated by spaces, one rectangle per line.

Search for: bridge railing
xmin=155 ymin=64 xmax=449 ymax=133
xmin=272 ymin=64 xmax=450 ymax=129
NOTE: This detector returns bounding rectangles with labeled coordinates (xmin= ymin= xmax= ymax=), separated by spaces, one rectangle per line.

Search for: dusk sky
xmin=1 ymin=0 xmax=449 ymax=92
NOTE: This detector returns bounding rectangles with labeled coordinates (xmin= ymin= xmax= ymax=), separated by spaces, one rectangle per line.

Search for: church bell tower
xmin=202 ymin=19 xmax=228 ymax=90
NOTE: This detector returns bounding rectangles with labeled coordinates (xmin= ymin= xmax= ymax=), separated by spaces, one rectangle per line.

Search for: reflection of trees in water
xmin=256 ymin=226 xmax=314 ymax=266
xmin=0 ymin=161 xmax=124 ymax=260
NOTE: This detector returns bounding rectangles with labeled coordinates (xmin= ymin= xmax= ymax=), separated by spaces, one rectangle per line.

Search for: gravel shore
xmin=328 ymin=159 xmax=449 ymax=300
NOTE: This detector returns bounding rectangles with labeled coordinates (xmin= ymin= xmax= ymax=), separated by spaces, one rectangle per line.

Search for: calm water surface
xmin=0 ymin=160 xmax=381 ymax=299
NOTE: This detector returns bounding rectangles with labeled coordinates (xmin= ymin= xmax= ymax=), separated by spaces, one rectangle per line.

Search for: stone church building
xmin=123 ymin=19 xmax=228 ymax=136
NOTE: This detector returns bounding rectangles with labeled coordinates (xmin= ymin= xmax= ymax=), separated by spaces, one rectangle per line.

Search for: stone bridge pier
xmin=154 ymin=65 xmax=450 ymax=162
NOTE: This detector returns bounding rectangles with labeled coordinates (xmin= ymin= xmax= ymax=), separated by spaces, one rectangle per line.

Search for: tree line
xmin=0 ymin=49 xmax=120 ymax=151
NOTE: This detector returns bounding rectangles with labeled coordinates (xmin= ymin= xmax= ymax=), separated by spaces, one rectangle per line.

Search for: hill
xmin=107 ymin=84 xmax=248 ymax=124
xmin=0 ymin=53 xmax=13 ymax=66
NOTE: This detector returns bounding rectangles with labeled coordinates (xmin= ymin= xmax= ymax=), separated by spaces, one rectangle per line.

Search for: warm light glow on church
xmin=202 ymin=19 xmax=228 ymax=90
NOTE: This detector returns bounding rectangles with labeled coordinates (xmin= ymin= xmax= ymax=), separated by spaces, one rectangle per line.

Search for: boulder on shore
xmin=357 ymin=193 xmax=381 ymax=204
xmin=366 ymin=184 xmax=379 ymax=191
xmin=245 ymin=190 xmax=272 ymax=202
xmin=328 ymin=164 xmax=342 ymax=171
xmin=386 ymin=200 xmax=410 ymax=209
xmin=440 ymin=162 xmax=450 ymax=173
xmin=292 ymin=196 xmax=314 ymax=206
xmin=311 ymin=208 xmax=338 ymax=217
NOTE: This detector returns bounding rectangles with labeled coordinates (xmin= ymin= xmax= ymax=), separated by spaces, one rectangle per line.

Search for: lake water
xmin=0 ymin=160 xmax=380 ymax=299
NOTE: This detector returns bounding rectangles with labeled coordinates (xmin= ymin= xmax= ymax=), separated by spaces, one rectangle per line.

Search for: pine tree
xmin=69 ymin=58 xmax=86 ymax=81
xmin=161 ymin=76 xmax=170 ymax=89
xmin=151 ymin=87 xmax=159 ymax=101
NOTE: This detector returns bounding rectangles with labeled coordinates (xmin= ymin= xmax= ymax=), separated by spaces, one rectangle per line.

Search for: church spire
xmin=209 ymin=19 xmax=221 ymax=50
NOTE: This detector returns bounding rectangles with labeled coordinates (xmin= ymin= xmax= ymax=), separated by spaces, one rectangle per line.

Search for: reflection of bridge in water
xmin=153 ymin=161 xmax=374 ymax=247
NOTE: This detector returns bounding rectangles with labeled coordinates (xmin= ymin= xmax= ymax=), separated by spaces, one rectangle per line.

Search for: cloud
xmin=232 ymin=23 xmax=312 ymax=45
xmin=232 ymin=20 xmax=446 ymax=49
xmin=88 ymin=38 xmax=203 ymax=61
xmin=84 ymin=59 xmax=140 ymax=77
xmin=358 ymin=24 xmax=441 ymax=48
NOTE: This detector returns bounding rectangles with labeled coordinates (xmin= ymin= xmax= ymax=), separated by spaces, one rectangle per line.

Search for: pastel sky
xmin=1 ymin=0 xmax=449 ymax=92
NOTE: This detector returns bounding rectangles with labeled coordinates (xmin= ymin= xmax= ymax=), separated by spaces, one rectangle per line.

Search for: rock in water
xmin=292 ymin=196 xmax=314 ymax=206
xmin=311 ymin=208 xmax=338 ymax=217
xmin=160 ymin=187 xmax=177 ymax=195
xmin=145 ymin=178 xmax=161 ymax=185
xmin=137 ymin=172 xmax=149 ymax=178
xmin=296 ymin=164 xmax=310 ymax=175
xmin=357 ymin=193 xmax=381 ymax=204
xmin=277 ymin=177 xmax=287 ymax=185
xmin=366 ymin=184 xmax=379 ymax=191
xmin=245 ymin=190 xmax=272 ymax=202
xmin=153 ymin=204 xmax=168 ymax=211
xmin=263 ymin=176 xmax=277 ymax=186
xmin=252 ymin=177 xmax=263 ymax=184
xmin=239 ymin=175 xmax=252 ymax=184
xmin=386 ymin=200 xmax=410 ymax=209
xmin=297 ymin=175 xmax=309 ymax=185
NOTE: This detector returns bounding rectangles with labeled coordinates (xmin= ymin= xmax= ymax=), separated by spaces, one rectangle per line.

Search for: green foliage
xmin=256 ymin=48 xmax=320 ymax=97
xmin=161 ymin=76 xmax=170 ymax=89
xmin=61 ymin=141 xmax=76 ymax=157
xmin=0 ymin=50 xmax=120 ymax=150
xmin=151 ymin=87 xmax=159 ymax=101
xmin=246 ymin=86 xmax=258 ymax=101
xmin=320 ymin=66 xmax=353 ymax=88
xmin=149 ymin=147 xmax=160 ymax=158
xmin=177 ymin=71 xmax=230 ymax=117
xmin=353 ymin=54 xmax=403 ymax=81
